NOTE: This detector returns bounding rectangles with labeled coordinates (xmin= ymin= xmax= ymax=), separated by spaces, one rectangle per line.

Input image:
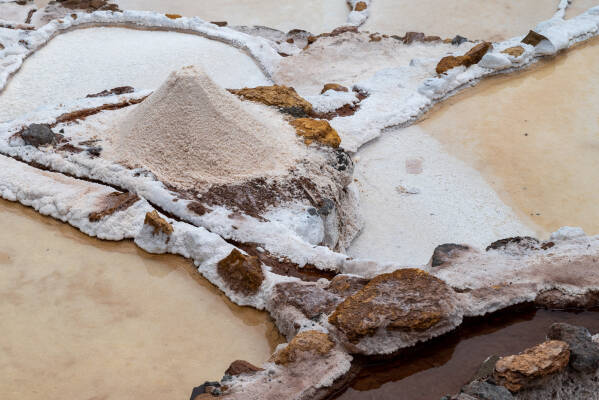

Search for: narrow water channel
xmin=335 ymin=308 xmax=599 ymax=400
xmin=0 ymin=198 xmax=283 ymax=399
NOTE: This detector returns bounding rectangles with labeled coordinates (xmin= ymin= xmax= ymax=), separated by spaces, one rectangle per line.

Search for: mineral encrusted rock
xmin=88 ymin=192 xmax=140 ymax=222
xmin=436 ymin=42 xmax=492 ymax=74
xmin=431 ymin=243 xmax=470 ymax=267
xmin=502 ymin=46 xmax=525 ymax=57
xmin=225 ymin=360 xmax=264 ymax=376
xmin=290 ymin=118 xmax=341 ymax=147
xmin=217 ymin=249 xmax=264 ymax=296
xmin=547 ymin=323 xmax=599 ymax=373
xmin=228 ymin=85 xmax=313 ymax=116
xmin=22 ymin=124 xmax=55 ymax=147
xmin=321 ymin=83 xmax=349 ymax=94
xmin=271 ymin=330 xmax=334 ymax=365
xmin=143 ymin=210 xmax=173 ymax=235
xmin=521 ymin=30 xmax=549 ymax=46
xmin=461 ymin=381 xmax=513 ymax=400
xmin=494 ymin=340 xmax=570 ymax=392
xmin=328 ymin=268 xmax=462 ymax=353
xmin=354 ymin=1 xmax=367 ymax=11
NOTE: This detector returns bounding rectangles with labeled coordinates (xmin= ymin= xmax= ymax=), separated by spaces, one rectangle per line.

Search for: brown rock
xmin=354 ymin=1 xmax=367 ymax=11
xmin=88 ymin=192 xmax=139 ymax=222
xmin=143 ymin=210 xmax=174 ymax=235
xmin=228 ymin=85 xmax=313 ymax=116
xmin=403 ymin=31 xmax=425 ymax=44
xmin=521 ymin=30 xmax=549 ymax=46
xmin=211 ymin=21 xmax=227 ymax=27
xmin=217 ymin=249 xmax=264 ymax=296
xmin=326 ymin=275 xmax=369 ymax=297
xmin=369 ymin=33 xmax=382 ymax=42
xmin=165 ymin=13 xmax=182 ymax=19
xmin=436 ymin=42 xmax=492 ymax=74
xmin=86 ymin=86 xmax=134 ymax=98
xmin=270 ymin=282 xmax=341 ymax=319
xmin=423 ymin=35 xmax=442 ymax=42
xmin=272 ymin=331 xmax=335 ymax=365
xmin=501 ymin=46 xmax=525 ymax=57
xmin=225 ymin=360 xmax=264 ymax=376
xmin=329 ymin=269 xmax=455 ymax=343
xmin=494 ymin=340 xmax=570 ymax=392
xmin=321 ymin=83 xmax=349 ymax=94
xmin=0 ymin=43 xmax=4 ymax=50
xmin=290 ymin=118 xmax=341 ymax=147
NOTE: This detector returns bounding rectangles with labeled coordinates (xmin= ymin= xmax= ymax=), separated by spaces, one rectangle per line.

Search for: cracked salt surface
xmin=362 ymin=0 xmax=560 ymax=41
xmin=0 ymin=27 xmax=270 ymax=122
xmin=0 ymin=197 xmax=283 ymax=399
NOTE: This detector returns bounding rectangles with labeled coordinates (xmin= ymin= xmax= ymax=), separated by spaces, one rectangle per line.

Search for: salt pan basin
xmin=423 ymin=38 xmax=599 ymax=237
xmin=116 ymin=0 xmax=350 ymax=34
xmin=362 ymin=0 xmax=559 ymax=41
xmin=0 ymin=199 xmax=281 ymax=399
xmin=0 ymin=27 xmax=270 ymax=122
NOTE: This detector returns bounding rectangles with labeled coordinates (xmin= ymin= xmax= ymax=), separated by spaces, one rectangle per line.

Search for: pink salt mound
xmin=115 ymin=65 xmax=305 ymax=187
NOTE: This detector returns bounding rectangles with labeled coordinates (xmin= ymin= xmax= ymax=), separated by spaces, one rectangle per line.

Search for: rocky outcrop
xmin=436 ymin=42 xmax=492 ymax=74
xmin=547 ymin=323 xmax=599 ymax=373
xmin=431 ymin=243 xmax=470 ymax=267
xmin=328 ymin=268 xmax=462 ymax=353
xmin=143 ymin=210 xmax=173 ymax=236
xmin=494 ymin=340 xmax=570 ymax=392
xmin=290 ymin=118 xmax=341 ymax=147
xmin=321 ymin=83 xmax=349 ymax=94
xmin=225 ymin=360 xmax=264 ymax=376
xmin=502 ymin=46 xmax=525 ymax=57
xmin=521 ymin=30 xmax=549 ymax=47
xmin=271 ymin=330 xmax=335 ymax=365
xmin=217 ymin=249 xmax=264 ymax=296
xmin=21 ymin=124 xmax=55 ymax=147
xmin=228 ymin=85 xmax=313 ymax=117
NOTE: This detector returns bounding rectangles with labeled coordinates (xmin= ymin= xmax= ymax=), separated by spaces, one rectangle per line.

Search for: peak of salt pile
xmin=116 ymin=65 xmax=305 ymax=187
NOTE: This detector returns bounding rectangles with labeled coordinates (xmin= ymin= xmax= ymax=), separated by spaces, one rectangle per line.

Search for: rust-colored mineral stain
xmin=0 ymin=199 xmax=283 ymax=400
xmin=336 ymin=308 xmax=599 ymax=400
xmin=422 ymin=38 xmax=599 ymax=237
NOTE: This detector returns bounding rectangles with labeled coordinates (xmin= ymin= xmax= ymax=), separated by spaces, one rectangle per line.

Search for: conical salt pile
xmin=115 ymin=65 xmax=305 ymax=187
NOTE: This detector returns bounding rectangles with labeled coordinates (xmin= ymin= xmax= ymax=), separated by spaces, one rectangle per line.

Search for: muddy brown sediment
xmin=88 ymin=191 xmax=140 ymax=222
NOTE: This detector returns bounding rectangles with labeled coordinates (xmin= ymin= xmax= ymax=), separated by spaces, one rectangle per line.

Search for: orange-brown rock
xmin=321 ymin=83 xmax=349 ymax=94
xmin=225 ymin=360 xmax=264 ymax=376
xmin=436 ymin=42 xmax=493 ymax=74
xmin=165 ymin=13 xmax=182 ymax=19
xmin=494 ymin=340 xmax=570 ymax=392
xmin=326 ymin=275 xmax=368 ymax=297
xmin=143 ymin=210 xmax=174 ymax=235
xmin=501 ymin=46 xmax=525 ymax=57
xmin=271 ymin=331 xmax=335 ymax=365
xmin=290 ymin=118 xmax=341 ymax=147
xmin=57 ymin=0 xmax=119 ymax=11
xmin=369 ymin=33 xmax=382 ymax=42
xmin=217 ymin=249 xmax=264 ymax=296
xmin=328 ymin=269 xmax=456 ymax=343
xmin=354 ymin=1 xmax=367 ymax=11
xmin=88 ymin=191 xmax=139 ymax=222
xmin=228 ymin=85 xmax=313 ymax=116
xmin=521 ymin=30 xmax=549 ymax=46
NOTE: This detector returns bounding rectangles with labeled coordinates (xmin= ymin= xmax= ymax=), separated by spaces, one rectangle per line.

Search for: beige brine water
xmin=422 ymin=38 xmax=599 ymax=237
xmin=0 ymin=199 xmax=282 ymax=399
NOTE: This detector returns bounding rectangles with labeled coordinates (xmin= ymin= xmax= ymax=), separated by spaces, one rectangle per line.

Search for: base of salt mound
xmin=113 ymin=65 xmax=308 ymax=188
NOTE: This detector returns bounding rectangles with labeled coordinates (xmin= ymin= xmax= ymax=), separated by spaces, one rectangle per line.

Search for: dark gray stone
xmin=472 ymin=355 xmax=500 ymax=381
xmin=22 ymin=124 xmax=55 ymax=147
xmin=431 ymin=243 xmax=470 ymax=267
xmin=547 ymin=323 xmax=599 ymax=373
xmin=452 ymin=35 xmax=468 ymax=45
xmin=462 ymin=381 xmax=513 ymax=400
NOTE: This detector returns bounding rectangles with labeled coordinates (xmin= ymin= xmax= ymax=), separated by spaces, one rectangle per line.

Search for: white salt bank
xmin=112 ymin=66 xmax=306 ymax=187
xmin=0 ymin=27 xmax=270 ymax=122
xmin=116 ymin=0 xmax=350 ymax=34
xmin=362 ymin=0 xmax=559 ymax=41
xmin=0 ymin=198 xmax=282 ymax=400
